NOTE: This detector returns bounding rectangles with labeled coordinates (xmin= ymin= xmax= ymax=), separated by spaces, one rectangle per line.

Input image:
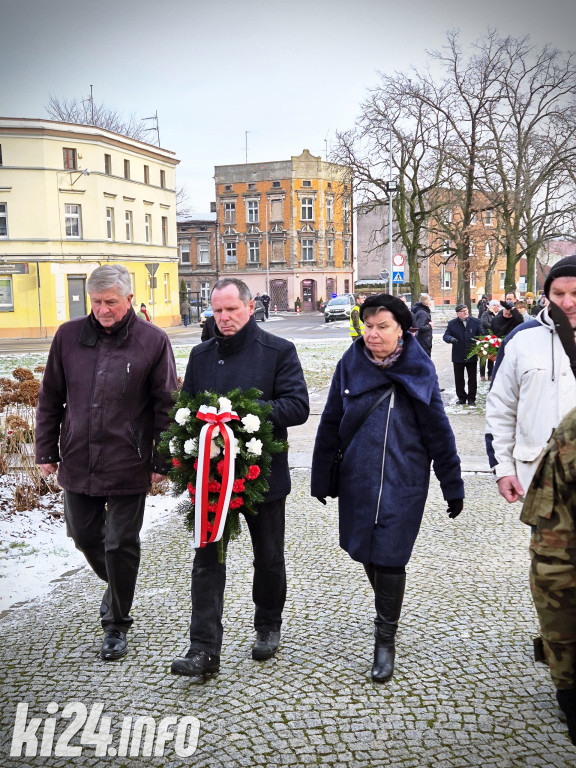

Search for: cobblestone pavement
xmin=2 ymin=335 xmax=576 ymax=766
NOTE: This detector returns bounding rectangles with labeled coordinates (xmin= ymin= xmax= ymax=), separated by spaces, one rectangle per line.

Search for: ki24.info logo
xmin=10 ymin=701 xmax=200 ymax=758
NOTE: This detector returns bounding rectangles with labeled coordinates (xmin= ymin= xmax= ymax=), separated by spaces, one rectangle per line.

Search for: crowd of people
xmin=33 ymin=260 xmax=576 ymax=747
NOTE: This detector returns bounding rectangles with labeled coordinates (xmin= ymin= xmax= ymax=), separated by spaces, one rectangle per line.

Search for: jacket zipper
xmin=374 ymin=391 xmax=395 ymax=526
xmin=122 ymin=362 xmax=131 ymax=396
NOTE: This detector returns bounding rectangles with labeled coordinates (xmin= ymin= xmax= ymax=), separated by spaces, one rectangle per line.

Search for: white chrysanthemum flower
xmin=246 ymin=438 xmax=263 ymax=456
xmin=169 ymin=438 xmax=179 ymax=455
xmin=229 ymin=436 xmax=241 ymax=457
xmin=184 ymin=438 xmax=197 ymax=455
xmin=212 ymin=425 xmax=220 ymax=437
xmin=218 ymin=397 xmax=233 ymax=412
xmin=241 ymin=414 xmax=261 ymax=434
xmin=210 ymin=440 xmax=221 ymax=459
xmin=175 ymin=407 xmax=191 ymax=425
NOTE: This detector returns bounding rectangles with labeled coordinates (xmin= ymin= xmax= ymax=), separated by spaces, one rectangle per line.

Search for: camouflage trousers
xmin=529 ymin=533 xmax=576 ymax=690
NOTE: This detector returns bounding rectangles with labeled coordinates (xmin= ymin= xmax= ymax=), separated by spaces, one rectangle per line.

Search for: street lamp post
xmin=264 ymin=197 xmax=270 ymax=295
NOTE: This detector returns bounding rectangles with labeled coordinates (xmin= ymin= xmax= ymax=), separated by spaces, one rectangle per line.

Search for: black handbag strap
xmin=338 ymin=385 xmax=395 ymax=456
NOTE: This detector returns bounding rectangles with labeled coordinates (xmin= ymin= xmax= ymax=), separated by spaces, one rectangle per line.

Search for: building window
xmin=326 ymin=198 xmax=333 ymax=221
xmin=470 ymin=272 xmax=476 ymax=288
xmin=441 ymin=267 xmax=452 ymax=290
xmin=344 ymin=279 xmax=350 ymax=294
xmin=445 ymin=208 xmax=453 ymax=223
xmin=485 ymin=210 xmax=493 ymax=226
xmin=124 ymin=159 xmax=130 ymax=179
xmin=163 ymin=272 xmax=170 ymax=301
xmin=180 ymin=243 xmax=190 ymax=264
xmin=0 ymin=145 xmax=3 ymax=165
xmin=326 ymin=239 xmax=333 ymax=262
xmin=0 ymin=276 xmax=13 ymax=311
xmin=301 ymin=239 xmax=314 ymax=261
xmin=65 ymin=204 xmax=82 ymax=238
xmin=344 ymin=241 xmax=350 ymax=261
xmin=470 ymin=213 xmax=477 ymax=225
xmin=161 ymin=217 xmax=168 ymax=246
xmin=225 ymin=242 xmax=237 ymax=262
xmin=106 ymin=207 xmax=114 ymax=240
xmin=160 ymin=170 xmax=166 ymax=188
xmin=272 ymin=181 xmax=281 ymax=188
xmin=248 ymin=183 xmax=256 ymax=190
xmin=225 ymin=185 xmax=232 ymax=192
xmin=125 ymin=211 xmax=133 ymax=242
xmin=201 ymin=281 xmax=211 ymax=302
xmin=302 ymin=180 xmax=311 ymax=187
xmin=248 ymin=240 xmax=260 ymax=263
xmin=224 ymin=201 xmax=235 ymax=224
xmin=0 ymin=203 xmax=7 ymax=237
xmin=246 ymin=200 xmax=259 ymax=223
xmin=63 ymin=148 xmax=77 ymax=170
xmin=104 ymin=154 xmax=112 ymax=175
xmin=485 ymin=241 xmax=491 ymax=257
xmin=144 ymin=165 xmax=150 ymax=184
xmin=301 ymin=197 xmax=314 ymax=221
xmin=343 ymin=198 xmax=350 ymax=225
xmin=197 ymin=241 xmax=210 ymax=264
xmin=145 ymin=214 xmax=152 ymax=244
xmin=499 ymin=271 xmax=506 ymax=290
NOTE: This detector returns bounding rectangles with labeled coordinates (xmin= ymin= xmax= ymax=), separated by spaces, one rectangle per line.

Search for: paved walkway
xmin=1 ymin=336 xmax=575 ymax=767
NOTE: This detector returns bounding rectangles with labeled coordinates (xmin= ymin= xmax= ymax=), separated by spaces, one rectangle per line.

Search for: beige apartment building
xmin=0 ymin=117 xmax=180 ymax=338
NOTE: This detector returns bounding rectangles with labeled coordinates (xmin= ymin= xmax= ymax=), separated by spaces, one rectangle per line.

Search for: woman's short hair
xmin=87 ymin=265 xmax=132 ymax=298
xmin=211 ymin=278 xmax=252 ymax=304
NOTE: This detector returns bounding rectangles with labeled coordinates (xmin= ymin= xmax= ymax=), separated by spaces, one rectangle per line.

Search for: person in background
xmin=524 ymin=291 xmax=538 ymax=316
xmin=485 ymin=254 xmax=576 ymax=746
xmin=349 ymin=294 xmax=366 ymax=342
xmin=137 ymin=303 xmax=151 ymax=322
xmin=311 ymin=293 xmax=463 ymax=683
xmin=514 ymin=300 xmax=530 ymax=321
xmin=35 ymin=265 xmax=177 ymax=662
xmin=491 ymin=301 xmax=524 ymax=339
xmin=171 ymin=278 xmax=309 ymax=679
xmin=261 ymin=292 xmax=271 ymax=318
xmin=180 ymin=298 xmax=191 ymax=327
xmin=411 ymin=293 xmax=433 ymax=357
xmin=477 ymin=294 xmax=489 ymax=317
xmin=479 ymin=299 xmax=501 ymax=381
xmin=443 ymin=304 xmax=482 ymax=405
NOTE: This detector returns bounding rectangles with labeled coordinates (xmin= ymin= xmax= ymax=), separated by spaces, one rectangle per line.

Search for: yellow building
xmin=215 ymin=150 xmax=353 ymax=311
xmin=0 ymin=117 xmax=180 ymax=338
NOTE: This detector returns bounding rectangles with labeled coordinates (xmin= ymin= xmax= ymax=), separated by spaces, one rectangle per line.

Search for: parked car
xmin=199 ymin=305 xmax=213 ymax=325
xmin=324 ymin=295 xmax=354 ymax=323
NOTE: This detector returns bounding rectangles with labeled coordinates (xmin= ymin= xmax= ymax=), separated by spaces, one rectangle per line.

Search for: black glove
xmin=315 ymin=497 xmax=327 ymax=505
xmin=500 ymin=300 xmax=514 ymax=310
xmin=447 ymin=499 xmax=464 ymax=519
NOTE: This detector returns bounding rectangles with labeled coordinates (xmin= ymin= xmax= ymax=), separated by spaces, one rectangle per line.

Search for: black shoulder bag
xmin=327 ymin=385 xmax=395 ymax=497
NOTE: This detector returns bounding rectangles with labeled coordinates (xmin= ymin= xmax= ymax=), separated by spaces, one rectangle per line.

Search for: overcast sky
xmin=2 ymin=0 xmax=575 ymax=212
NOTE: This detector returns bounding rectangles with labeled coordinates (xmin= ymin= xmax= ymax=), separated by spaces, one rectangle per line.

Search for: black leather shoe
xmin=371 ymin=643 xmax=394 ymax=682
xmin=171 ymin=649 xmax=220 ymax=677
xmin=100 ymin=630 xmax=128 ymax=661
xmin=252 ymin=630 xmax=281 ymax=661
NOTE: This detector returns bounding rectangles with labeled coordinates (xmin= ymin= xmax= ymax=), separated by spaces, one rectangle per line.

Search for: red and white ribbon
xmin=193 ymin=405 xmax=239 ymax=548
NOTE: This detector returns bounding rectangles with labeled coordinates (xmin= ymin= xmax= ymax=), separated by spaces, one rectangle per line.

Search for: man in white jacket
xmin=486 ymin=255 xmax=576 ymax=501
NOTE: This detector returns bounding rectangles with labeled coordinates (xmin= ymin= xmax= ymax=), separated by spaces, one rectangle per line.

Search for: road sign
xmin=393 ymin=254 xmax=405 ymax=267
xmin=392 ymin=270 xmax=404 ymax=283
xmin=380 ymin=269 xmax=389 ymax=282
xmin=145 ymin=263 xmax=159 ymax=276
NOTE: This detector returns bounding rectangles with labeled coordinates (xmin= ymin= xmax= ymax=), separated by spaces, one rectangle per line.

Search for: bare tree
xmin=46 ymin=94 xmax=149 ymax=142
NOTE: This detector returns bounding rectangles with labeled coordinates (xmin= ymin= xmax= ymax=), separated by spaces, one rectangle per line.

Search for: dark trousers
xmin=453 ymin=360 xmax=478 ymax=403
xmin=63 ymin=491 xmax=146 ymax=632
xmin=188 ymin=498 xmax=286 ymax=655
xmin=479 ymin=357 xmax=494 ymax=379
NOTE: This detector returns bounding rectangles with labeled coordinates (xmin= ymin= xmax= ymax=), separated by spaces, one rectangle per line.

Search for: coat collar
xmin=79 ymin=307 xmax=135 ymax=347
xmin=214 ymin=315 xmax=259 ymax=356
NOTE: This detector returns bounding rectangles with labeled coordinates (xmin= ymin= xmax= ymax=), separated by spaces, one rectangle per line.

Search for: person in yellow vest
xmin=349 ymin=294 xmax=365 ymax=341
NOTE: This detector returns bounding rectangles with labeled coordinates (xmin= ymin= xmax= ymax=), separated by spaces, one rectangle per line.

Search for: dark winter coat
xmin=183 ymin=316 xmax=309 ymax=501
xmin=35 ymin=309 xmax=178 ymax=495
xmin=480 ymin=309 xmax=497 ymax=333
xmin=443 ymin=316 xmax=483 ymax=363
xmin=411 ymin=301 xmax=433 ymax=355
xmin=311 ymin=334 xmax=463 ymax=568
xmin=490 ymin=309 xmax=524 ymax=339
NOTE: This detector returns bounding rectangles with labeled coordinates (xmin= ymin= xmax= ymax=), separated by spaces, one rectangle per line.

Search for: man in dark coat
xmin=35 ymin=265 xmax=177 ymax=661
xmin=491 ymin=301 xmax=524 ymax=338
xmin=171 ymin=278 xmax=309 ymax=679
xmin=411 ymin=293 xmax=433 ymax=357
xmin=443 ymin=304 xmax=482 ymax=404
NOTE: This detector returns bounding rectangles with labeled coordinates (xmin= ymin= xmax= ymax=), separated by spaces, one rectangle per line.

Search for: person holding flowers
xmin=170 ymin=278 xmax=309 ymax=679
xmin=311 ymin=294 xmax=464 ymax=683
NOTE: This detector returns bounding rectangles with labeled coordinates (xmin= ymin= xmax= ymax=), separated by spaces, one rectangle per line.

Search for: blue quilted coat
xmin=311 ymin=333 xmax=463 ymax=567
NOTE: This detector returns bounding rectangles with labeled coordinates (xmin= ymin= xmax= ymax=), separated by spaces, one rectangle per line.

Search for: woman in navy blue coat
xmin=311 ymin=294 xmax=464 ymax=682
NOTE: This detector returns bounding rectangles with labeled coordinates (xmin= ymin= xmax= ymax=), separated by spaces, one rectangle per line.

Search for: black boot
xmin=371 ymin=570 xmax=406 ymax=683
xmin=556 ymin=688 xmax=576 ymax=745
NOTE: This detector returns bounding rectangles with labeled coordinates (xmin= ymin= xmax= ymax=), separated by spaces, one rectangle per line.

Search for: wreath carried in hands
xmin=159 ymin=387 xmax=287 ymax=561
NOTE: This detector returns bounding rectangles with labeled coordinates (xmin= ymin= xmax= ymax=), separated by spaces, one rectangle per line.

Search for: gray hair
xmin=87 ymin=265 xmax=133 ymax=298
xmin=419 ymin=293 xmax=432 ymax=304
xmin=211 ymin=278 xmax=252 ymax=304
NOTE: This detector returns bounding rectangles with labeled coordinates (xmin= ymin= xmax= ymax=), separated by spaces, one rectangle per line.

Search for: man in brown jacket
xmin=36 ymin=265 xmax=177 ymax=661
